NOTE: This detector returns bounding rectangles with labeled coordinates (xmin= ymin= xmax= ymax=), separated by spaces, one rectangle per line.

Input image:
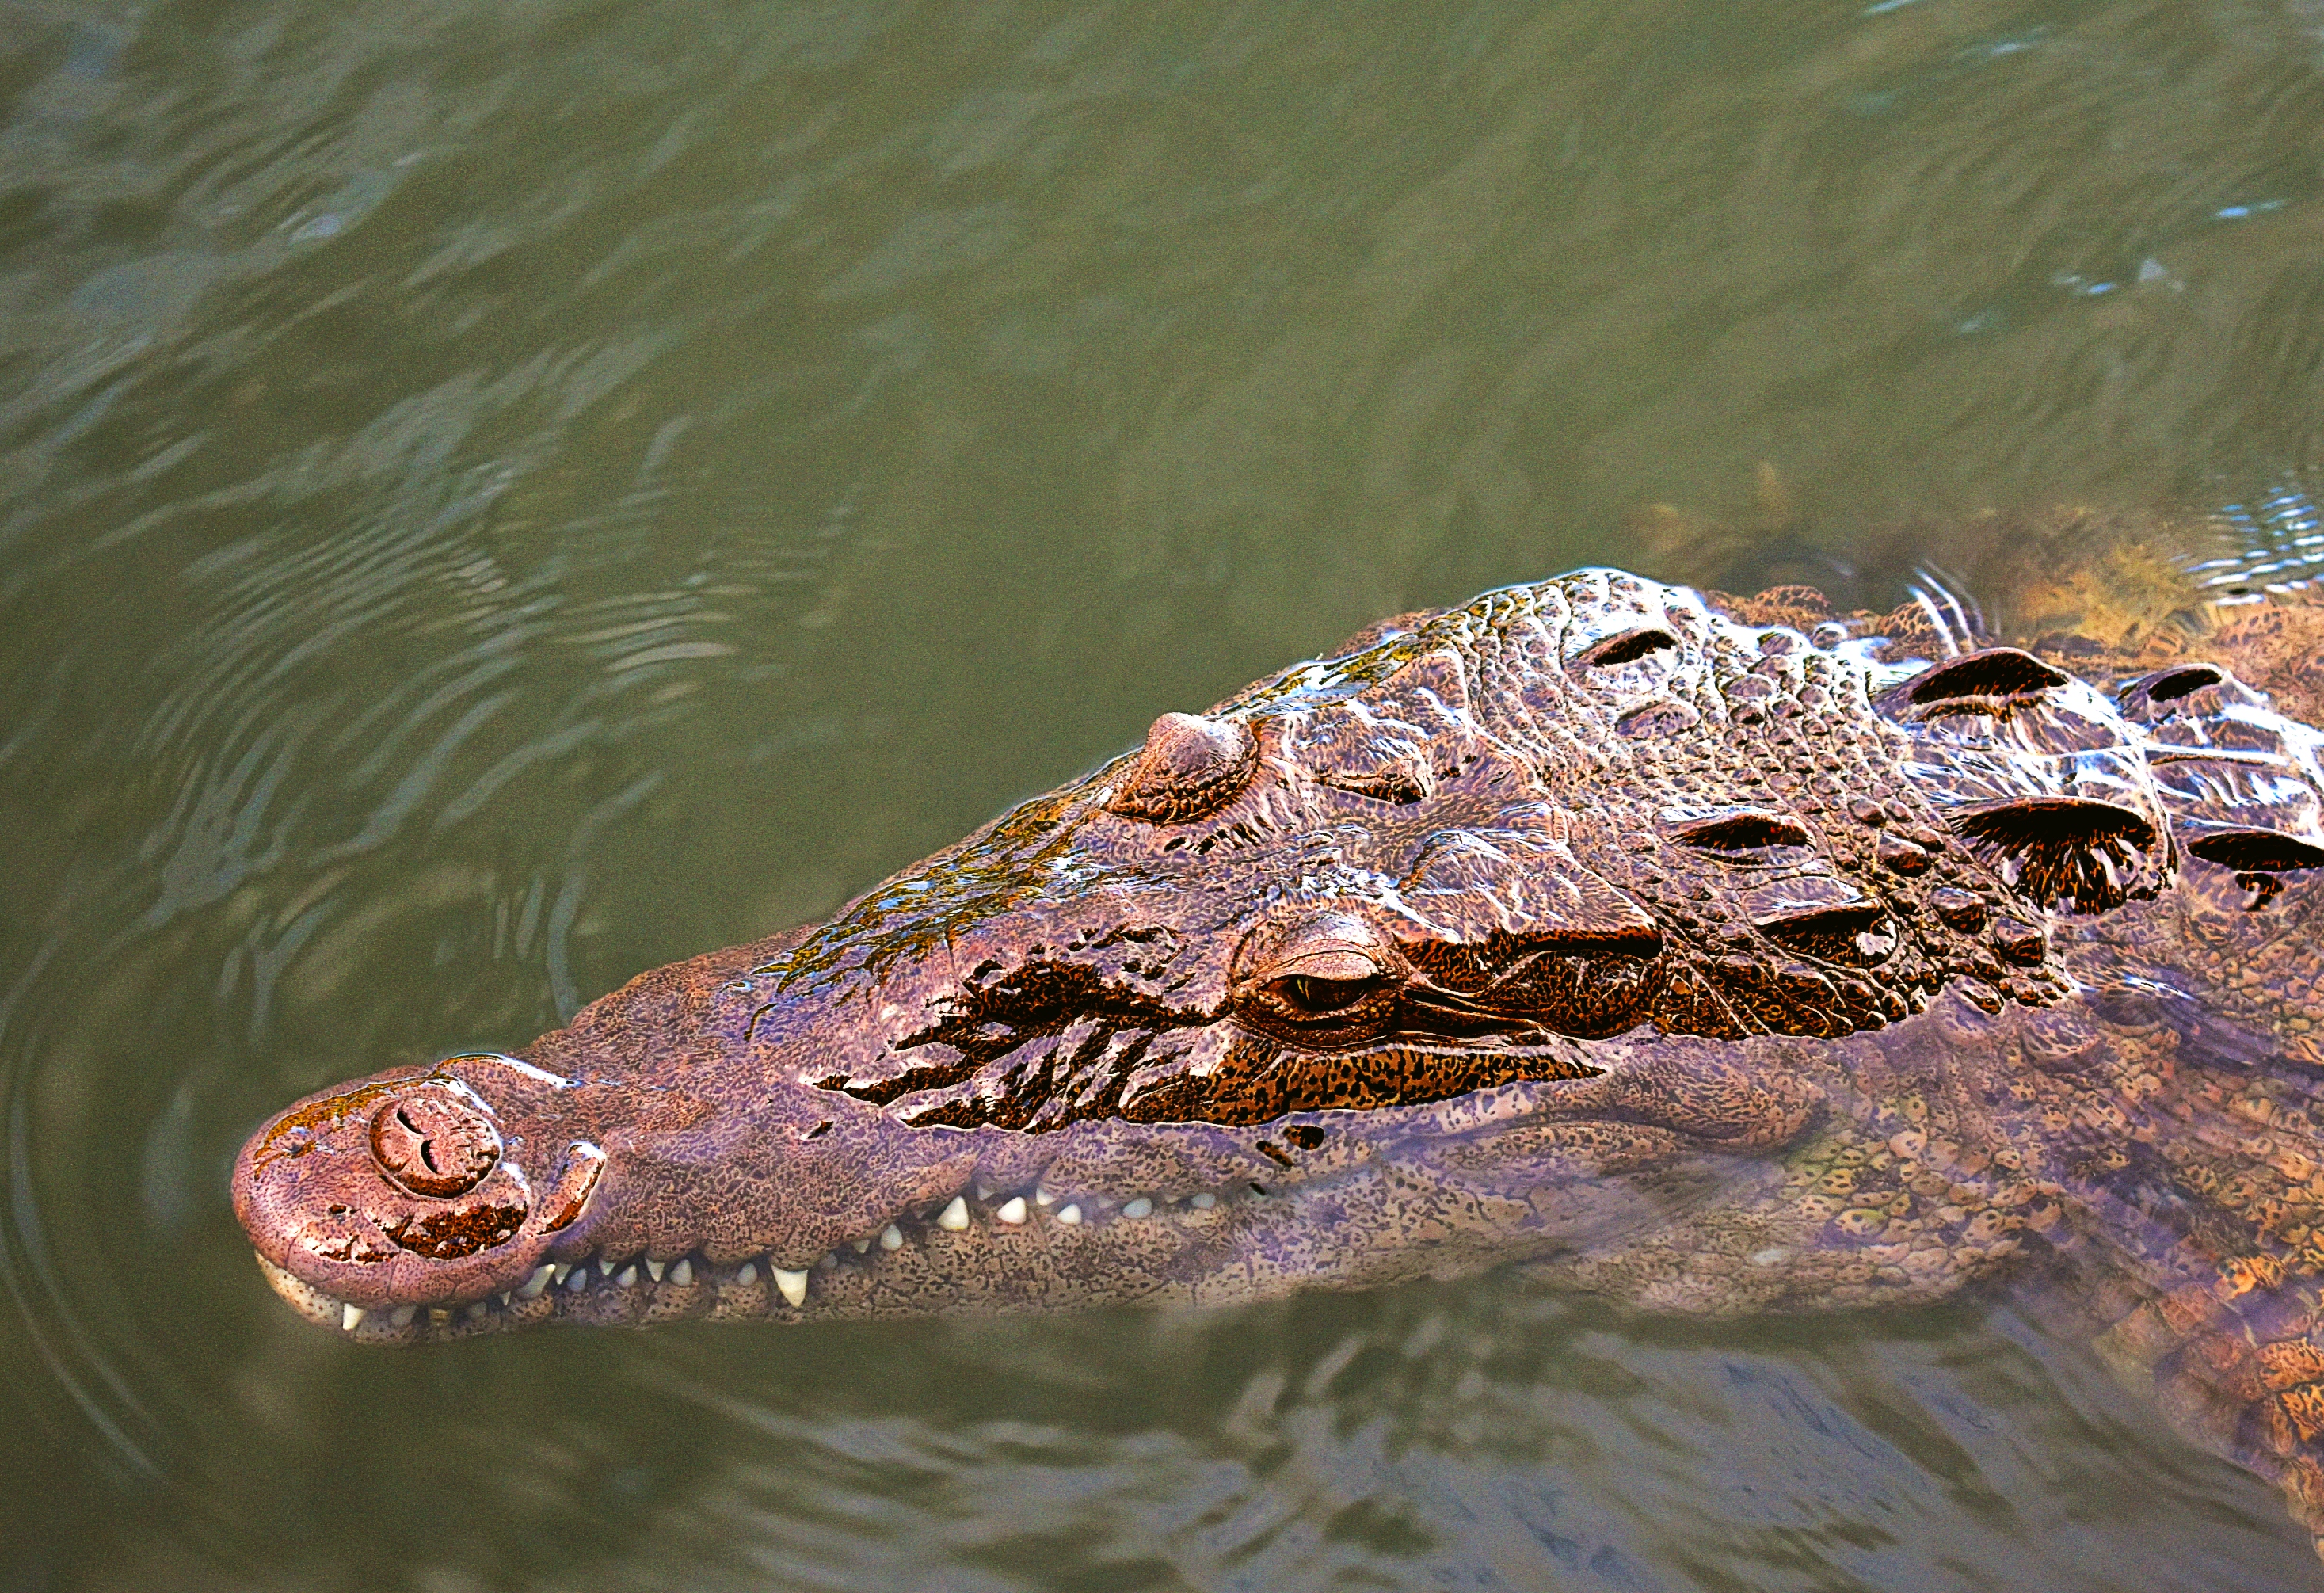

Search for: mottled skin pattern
xmin=233 ymin=570 xmax=2324 ymax=1555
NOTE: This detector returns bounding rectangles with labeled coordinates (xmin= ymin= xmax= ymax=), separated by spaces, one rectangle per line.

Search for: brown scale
xmin=803 ymin=576 xmax=2259 ymax=1141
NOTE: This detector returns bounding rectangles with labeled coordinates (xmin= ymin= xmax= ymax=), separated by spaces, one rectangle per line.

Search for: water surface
xmin=6 ymin=1 xmax=2324 ymax=1587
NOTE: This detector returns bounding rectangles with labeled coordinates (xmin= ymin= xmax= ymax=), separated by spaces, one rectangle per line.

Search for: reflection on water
xmin=2202 ymin=473 xmax=2324 ymax=600
xmin=6 ymin=0 xmax=2324 ymax=1586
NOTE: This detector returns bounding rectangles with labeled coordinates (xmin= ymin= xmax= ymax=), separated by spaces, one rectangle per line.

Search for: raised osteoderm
xmin=234 ymin=570 xmax=2324 ymax=1551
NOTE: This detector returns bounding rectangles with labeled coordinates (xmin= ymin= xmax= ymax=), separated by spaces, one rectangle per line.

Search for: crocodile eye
xmin=1237 ymin=928 xmax=1399 ymax=1042
xmin=1274 ymin=969 xmax=1389 ymax=1016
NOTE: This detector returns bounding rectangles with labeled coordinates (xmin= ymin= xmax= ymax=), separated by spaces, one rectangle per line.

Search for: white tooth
xmin=342 ymin=1304 xmax=366 ymax=1332
xmin=389 ymin=1305 xmax=416 ymax=1328
xmin=975 ymin=1183 xmax=992 ymax=1201
xmin=996 ymin=1196 xmax=1027 ymax=1225
xmin=772 ymin=1266 xmax=809 ymax=1307
xmin=566 ymin=1267 xmax=588 ymax=1292
xmin=1190 ymin=1193 xmax=1217 ymax=1210
xmin=551 ymin=1263 xmax=573 ymax=1286
xmin=880 ymin=1224 xmax=904 ymax=1251
xmin=736 ymin=1262 xmax=758 ymax=1287
xmin=600 ymin=1258 xmax=620 ymax=1279
xmin=672 ymin=1258 xmax=693 ymax=1286
xmin=1121 ymin=1197 xmax=1154 ymax=1219
xmin=497 ymin=1293 xmax=512 ymax=1309
xmin=646 ymin=1259 xmax=665 ymax=1282
xmin=1057 ymin=1204 xmax=1082 ymax=1225
xmin=850 ymin=1237 xmax=871 ymax=1253
xmin=616 ymin=1266 xmax=638 ymax=1288
xmin=467 ymin=1301 xmax=488 ymax=1318
xmin=519 ymin=1265 xmax=554 ymax=1299
xmin=1034 ymin=1188 xmax=1056 ymax=1206
xmin=937 ymin=1196 xmax=970 ymax=1231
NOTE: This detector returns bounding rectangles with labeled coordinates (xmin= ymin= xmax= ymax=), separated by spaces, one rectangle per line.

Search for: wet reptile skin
xmin=234 ymin=567 xmax=2324 ymax=1553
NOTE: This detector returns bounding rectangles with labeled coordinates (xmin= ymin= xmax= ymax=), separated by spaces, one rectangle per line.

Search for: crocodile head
xmin=235 ymin=566 xmax=2307 ymax=1342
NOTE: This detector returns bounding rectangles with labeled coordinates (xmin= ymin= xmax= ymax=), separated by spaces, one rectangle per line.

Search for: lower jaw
xmin=252 ymin=1183 xmax=1234 ymax=1343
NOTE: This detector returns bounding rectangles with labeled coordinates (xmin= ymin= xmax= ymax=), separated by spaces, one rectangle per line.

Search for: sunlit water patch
xmin=2196 ymin=473 xmax=2324 ymax=601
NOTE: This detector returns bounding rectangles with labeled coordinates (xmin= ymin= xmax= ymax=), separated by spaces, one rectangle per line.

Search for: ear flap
xmin=1394 ymin=824 xmax=1663 ymax=1040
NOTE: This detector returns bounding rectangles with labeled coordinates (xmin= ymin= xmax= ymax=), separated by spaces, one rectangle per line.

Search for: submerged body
xmin=234 ymin=569 xmax=2324 ymax=1548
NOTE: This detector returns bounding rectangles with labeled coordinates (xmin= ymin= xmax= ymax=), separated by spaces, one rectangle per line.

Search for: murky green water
xmin=6 ymin=2 xmax=2324 ymax=1587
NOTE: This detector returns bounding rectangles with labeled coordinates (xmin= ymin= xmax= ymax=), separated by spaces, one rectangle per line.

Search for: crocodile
xmin=233 ymin=566 xmax=2324 ymax=1554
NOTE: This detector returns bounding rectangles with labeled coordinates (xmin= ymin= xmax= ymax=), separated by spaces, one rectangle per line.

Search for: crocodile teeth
xmin=1034 ymin=1188 xmax=1057 ymax=1206
xmin=497 ymin=1293 xmax=511 ymax=1308
xmin=1121 ymin=1197 xmax=1154 ymax=1219
xmin=341 ymin=1304 xmax=366 ymax=1332
xmin=566 ymin=1267 xmax=588 ymax=1292
xmin=518 ymin=1265 xmax=554 ymax=1299
xmin=646 ymin=1259 xmax=665 ymax=1282
xmin=996 ymin=1196 xmax=1027 ymax=1225
xmin=772 ymin=1266 xmax=809 ymax=1307
xmin=551 ymin=1263 xmax=573 ymax=1286
xmin=1189 ymin=1193 xmax=1217 ymax=1210
xmin=467 ymin=1301 xmax=488 ymax=1319
xmin=736 ymin=1262 xmax=759 ymax=1287
xmin=850 ymin=1237 xmax=871 ymax=1253
xmin=1057 ymin=1205 xmax=1082 ymax=1225
xmin=615 ymin=1265 xmax=638 ymax=1288
xmin=389 ymin=1305 xmax=416 ymax=1328
xmin=671 ymin=1258 xmax=693 ymax=1287
xmin=936 ymin=1196 xmax=970 ymax=1231
xmin=879 ymin=1224 xmax=904 ymax=1250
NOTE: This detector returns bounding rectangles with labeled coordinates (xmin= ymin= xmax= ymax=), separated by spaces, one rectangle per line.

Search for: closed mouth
xmin=256 ymin=1180 xmax=1234 ymax=1342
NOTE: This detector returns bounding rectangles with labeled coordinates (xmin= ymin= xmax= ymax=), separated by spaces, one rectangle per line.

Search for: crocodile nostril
xmin=369 ymin=1085 xmax=501 ymax=1198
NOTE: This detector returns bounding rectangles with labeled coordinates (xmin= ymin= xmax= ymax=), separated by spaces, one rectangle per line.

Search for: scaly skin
xmin=232 ymin=569 xmax=2324 ymax=1553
